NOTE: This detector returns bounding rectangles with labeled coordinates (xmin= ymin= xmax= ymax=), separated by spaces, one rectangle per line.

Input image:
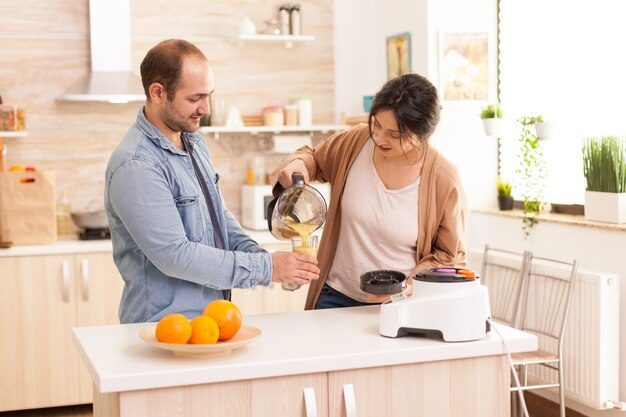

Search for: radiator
xmin=469 ymin=250 xmax=621 ymax=409
xmin=529 ymin=268 xmax=620 ymax=409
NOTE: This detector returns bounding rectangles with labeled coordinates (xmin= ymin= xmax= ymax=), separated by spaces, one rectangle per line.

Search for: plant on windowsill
xmin=496 ymin=178 xmax=514 ymax=210
xmin=582 ymin=135 xmax=626 ymax=223
xmin=515 ymin=115 xmax=547 ymax=238
xmin=480 ymin=103 xmax=504 ymax=137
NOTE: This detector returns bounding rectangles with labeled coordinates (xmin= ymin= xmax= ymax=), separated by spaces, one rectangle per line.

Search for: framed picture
xmin=439 ymin=31 xmax=489 ymax=101
xmin=386 ymin=32 xmax=411 ymax=80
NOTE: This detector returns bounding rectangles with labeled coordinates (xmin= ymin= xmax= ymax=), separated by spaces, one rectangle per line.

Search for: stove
xmin=79 ymin=228 xmax=111 ymax=240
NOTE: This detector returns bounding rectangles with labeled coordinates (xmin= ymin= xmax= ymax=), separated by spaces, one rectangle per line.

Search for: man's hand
xmin=271 ymin=251 xmax=320 ymax=285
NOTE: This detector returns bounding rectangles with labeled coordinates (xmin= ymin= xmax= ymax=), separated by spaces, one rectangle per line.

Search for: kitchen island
xmin=73 ymin=305 xmax=536 ymax=417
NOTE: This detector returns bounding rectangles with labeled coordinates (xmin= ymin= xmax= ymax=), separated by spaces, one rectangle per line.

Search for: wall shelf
xmin=0 ymin=131 xmax=27 ymax=138
xmin=199 ymin=124 xmax=348 ymax=140
xmin=236 ymin=34 xmax=315 ymax=48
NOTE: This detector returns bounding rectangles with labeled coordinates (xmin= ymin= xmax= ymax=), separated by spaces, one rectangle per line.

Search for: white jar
xmin=294 ymin=97 xmax=312 ymax=126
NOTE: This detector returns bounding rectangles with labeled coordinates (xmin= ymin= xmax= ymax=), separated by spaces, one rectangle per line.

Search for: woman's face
xmin=370 ymin=109 xmax=420 ymax=160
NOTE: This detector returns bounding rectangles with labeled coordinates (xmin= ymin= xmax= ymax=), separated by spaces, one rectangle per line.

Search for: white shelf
xmin=236 ymin=34 xmax=315 ymax=48
xmin=199 ymin=124 xmax=348 ymax=140
xmin=0 ymin=131 xmax=27 ymax=138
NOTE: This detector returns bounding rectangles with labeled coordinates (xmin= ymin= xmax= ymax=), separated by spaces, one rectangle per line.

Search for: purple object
xmin=433 ymin=268 xmax=457 ymax=273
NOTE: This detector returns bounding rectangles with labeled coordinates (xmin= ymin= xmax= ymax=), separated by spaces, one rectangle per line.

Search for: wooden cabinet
xmin=99 ymin=372 xmax=328 ymax=417
xmin=95 ymin=356 xmax=509 ymax=417
xmin=0 ymin=251 xmax=123 ymax=412
xmin=327 ymin=356 xmax=510 ymax=417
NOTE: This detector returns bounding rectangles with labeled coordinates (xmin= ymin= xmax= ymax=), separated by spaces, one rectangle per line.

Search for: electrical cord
xmin=487 ymin=318 xmax=530 ymax=417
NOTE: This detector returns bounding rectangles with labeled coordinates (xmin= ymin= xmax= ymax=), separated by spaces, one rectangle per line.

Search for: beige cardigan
xmin=272 ymin=124 xmax=468 ymax=310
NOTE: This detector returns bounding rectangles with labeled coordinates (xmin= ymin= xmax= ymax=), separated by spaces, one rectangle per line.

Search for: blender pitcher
xmin=267 ymin=173 xmax=327 ymax=240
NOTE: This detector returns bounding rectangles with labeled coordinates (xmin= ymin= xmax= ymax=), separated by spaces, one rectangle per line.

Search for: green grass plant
xmin=582 ymin=136 xmax=626 ymax=193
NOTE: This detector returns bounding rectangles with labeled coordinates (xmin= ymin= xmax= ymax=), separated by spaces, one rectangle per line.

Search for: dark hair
xmin=368 ymin=73 xmax=441 ymax=144
xmin=140 ymin=39 xmax=207 ymax=101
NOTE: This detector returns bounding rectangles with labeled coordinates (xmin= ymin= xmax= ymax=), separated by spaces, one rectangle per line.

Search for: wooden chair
xmin=510 ymin=255 xmax=578 ymax=417
xmin=480 ymin=244 xmax=532 ymax=327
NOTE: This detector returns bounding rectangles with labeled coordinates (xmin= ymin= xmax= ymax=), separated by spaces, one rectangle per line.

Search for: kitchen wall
xmin=0 ymin=0 xmax=334 ymax=214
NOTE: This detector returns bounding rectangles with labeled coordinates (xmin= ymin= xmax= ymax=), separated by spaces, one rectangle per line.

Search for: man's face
xmin=160 ymin=57 xmax=214 ymax=133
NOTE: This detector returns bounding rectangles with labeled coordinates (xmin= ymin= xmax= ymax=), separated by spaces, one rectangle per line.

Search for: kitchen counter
xmin=73 ymin=306 xmax=536 ymax=417
xmin=73 ymin=306 xmax=535 ymax=416
xmin=0 ymin=229 xmax=283 ymax=257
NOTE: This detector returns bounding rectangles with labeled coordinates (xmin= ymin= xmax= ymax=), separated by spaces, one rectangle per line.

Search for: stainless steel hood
xmin=58 ymin=0 xmax=144 ymax=103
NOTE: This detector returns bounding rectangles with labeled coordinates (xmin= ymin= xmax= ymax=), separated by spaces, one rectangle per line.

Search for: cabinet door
xmin=108 ymin=372 xmax=329 ymax=417
xmin=75 ymin=252 xmax=125 ymax=402
xmin=0 ymin=255 xmax=82 ymax=411
xmin=328 ymin=356 xmax=509 ymax=417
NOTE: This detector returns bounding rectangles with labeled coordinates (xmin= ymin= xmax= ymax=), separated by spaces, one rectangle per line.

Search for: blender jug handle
xmin=292 ymin=172 xmax=305 ymax=185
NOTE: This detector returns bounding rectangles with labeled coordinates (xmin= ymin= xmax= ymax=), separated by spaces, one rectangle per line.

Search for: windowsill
xmin=473 ymin=207 xmax=626 ymax=233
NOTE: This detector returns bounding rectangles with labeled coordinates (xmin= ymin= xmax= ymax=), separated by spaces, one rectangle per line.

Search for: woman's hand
xmin=276 ymin=159 xmax=309 ymax=188
xmin=270 ymin=251 xmax=320 ymax=285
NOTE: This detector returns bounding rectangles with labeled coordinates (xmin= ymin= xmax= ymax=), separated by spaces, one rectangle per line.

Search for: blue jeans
xmin=315 ymin=283 xmax=380 ymax=309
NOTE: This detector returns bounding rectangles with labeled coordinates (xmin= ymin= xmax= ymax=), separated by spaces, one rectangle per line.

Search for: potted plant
xmin=533 ymin=115 xmax=556 ymax=141
xmin=582 ymin=136 xmax=626 ymax=223
xmin=496 ymin=178 xmax=514 ymax=210
xmin=480 ymin=103 xmax=504 ymax=137
xmin=516 ymin=115 xmax=547 ymax=238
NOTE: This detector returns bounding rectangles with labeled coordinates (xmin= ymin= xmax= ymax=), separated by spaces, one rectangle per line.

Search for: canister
xmin=283 ymin=104 xmax=299 ymax=126
xmin=294 ymin=97 xmax=312 ymax=126
xmin=262 ymin=106 xmax=284 ymax=126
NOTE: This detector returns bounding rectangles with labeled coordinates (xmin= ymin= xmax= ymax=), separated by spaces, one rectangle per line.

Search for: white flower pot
xmin=481 ymin=118 xmax=504 ymax=137
xmin=534 ymin=121 xmax=555 ymax=141
xmin=584 ymin=191 xmax=626 ymax=223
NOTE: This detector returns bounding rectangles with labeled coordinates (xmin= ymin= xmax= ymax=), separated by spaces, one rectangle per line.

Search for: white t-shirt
xmin=326 ymin=140 xmax=419 ymax=302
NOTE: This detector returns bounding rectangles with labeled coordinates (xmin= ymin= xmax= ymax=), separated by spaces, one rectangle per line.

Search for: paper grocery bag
xmin=0 ymin=170 xmax=57 ymax=245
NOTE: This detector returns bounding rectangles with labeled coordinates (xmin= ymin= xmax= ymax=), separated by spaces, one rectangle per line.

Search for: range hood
xmin=58 ymin=0 xmax=144 ymax=103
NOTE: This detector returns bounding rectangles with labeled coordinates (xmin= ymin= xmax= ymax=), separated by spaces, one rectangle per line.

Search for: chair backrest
xmin=480 ymin=244 xmax=532 ymax=327
xmin=518 ymin=255 xmax=578 ymax=355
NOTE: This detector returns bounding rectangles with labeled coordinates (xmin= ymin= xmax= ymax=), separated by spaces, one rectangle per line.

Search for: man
xmin=105 ymin=39 xmax=319 ymax=323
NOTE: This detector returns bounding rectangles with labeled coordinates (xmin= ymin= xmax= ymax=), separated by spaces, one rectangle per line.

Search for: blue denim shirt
xmin=105 ymin=108 xmax=272 ymax=323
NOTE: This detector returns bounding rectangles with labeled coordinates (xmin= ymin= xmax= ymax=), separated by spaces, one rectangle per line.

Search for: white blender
xmin=361 ymin=268 xmax=491 ymax=342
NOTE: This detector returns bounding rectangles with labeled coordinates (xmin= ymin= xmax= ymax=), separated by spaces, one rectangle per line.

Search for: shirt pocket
xmin=175 ymin=194 xmax=205 ymax=242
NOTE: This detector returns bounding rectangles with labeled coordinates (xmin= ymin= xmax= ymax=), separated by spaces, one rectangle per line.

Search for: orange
xmin=189 ymin=315 xmax=219 ymax=344
xmin=8 ymin=165 xmax=25 ymax=172
xmin=155 ymin=313 xmax=192 ymax=344
xmin=203 ymin=300 xmax=242 ymax=341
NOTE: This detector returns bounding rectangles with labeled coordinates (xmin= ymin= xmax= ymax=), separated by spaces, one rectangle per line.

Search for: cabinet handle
xmin=303 ymin=387 xmax=317 ymax=417
xmin=342 ymin=384 xmax=357 ymax=417
xmin=62 ymin=260 xmax=70 ymax=302
xmin=80 ymin=259 xmax=90 ymax=301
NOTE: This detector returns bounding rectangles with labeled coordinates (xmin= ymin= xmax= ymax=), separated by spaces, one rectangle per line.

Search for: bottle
xmin=290 ymin=4 xmax=301 ymax=35
xmin=57 ymin=189 xmax=74 ymax=236
xmin=278 ymin=5 xmax=290 ymax=35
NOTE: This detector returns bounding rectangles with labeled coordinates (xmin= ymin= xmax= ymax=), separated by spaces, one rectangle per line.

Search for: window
xmin=498 ymin=0 xmax=626 ymax=205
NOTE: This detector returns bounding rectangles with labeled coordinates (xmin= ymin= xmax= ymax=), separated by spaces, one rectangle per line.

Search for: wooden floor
xmin=0 ymin=405 xmax=92 ymax=417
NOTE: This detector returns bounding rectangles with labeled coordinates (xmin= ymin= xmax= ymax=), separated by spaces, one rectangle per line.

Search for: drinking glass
xmin=282 ymin=235 xmax=319 ymax=291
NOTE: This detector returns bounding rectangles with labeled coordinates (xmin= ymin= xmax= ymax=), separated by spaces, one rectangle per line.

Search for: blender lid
xmin=360 ymin=270 xmax=407 ymax=295
xmin=414 ymin=268 xmax=478 ymax=283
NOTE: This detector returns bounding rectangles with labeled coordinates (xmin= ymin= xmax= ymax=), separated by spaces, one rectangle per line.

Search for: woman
xmin=273 ymin=73 xmax=467 ymax=310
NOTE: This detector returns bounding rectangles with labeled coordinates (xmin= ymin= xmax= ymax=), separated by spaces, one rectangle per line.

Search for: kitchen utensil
xmin=360 ymin=270 xmax=407 ymax=295
xmin=70 ymin=199 xmax=109 ymax=230
xmin=378 ymin=268 xmax=491 ymax=342
xmin=267 ymin=173 xmax=327 ymax=240
xmin=282 ymin=234 xmax=319 ymax=291
xmin=139 ymin=324 xmax=262 ymax=358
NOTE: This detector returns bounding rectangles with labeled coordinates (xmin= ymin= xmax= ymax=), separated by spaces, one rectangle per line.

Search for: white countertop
xmin=0 ymin=229 xmax=284 ymax=257
xmin=72 ymin=305 xmax=537 ymax=394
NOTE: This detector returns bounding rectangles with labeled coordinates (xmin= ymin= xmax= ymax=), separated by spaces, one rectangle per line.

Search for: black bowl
xmin=360 ymin=270 xmax=407 ymax=295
